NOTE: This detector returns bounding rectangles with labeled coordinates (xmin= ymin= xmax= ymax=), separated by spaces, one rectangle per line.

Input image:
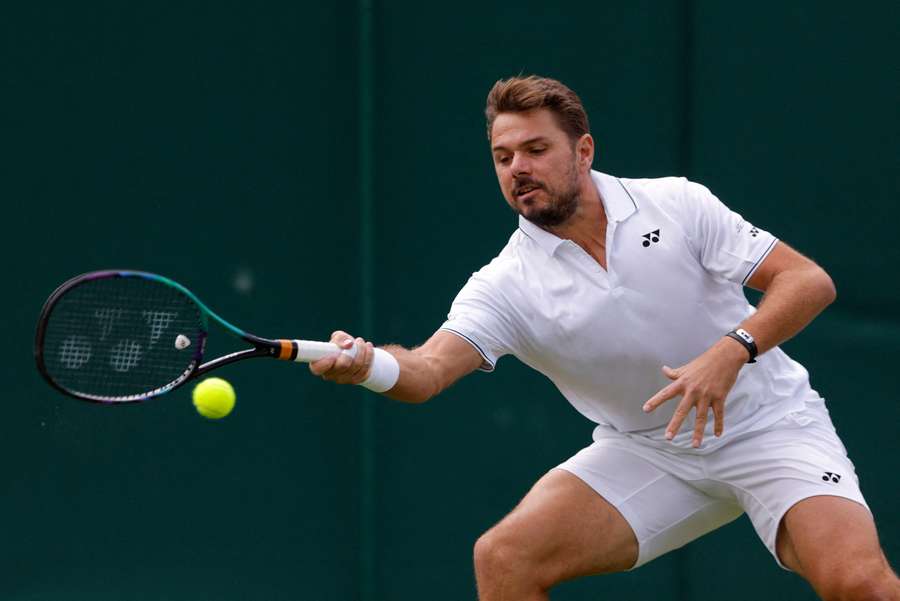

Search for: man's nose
xmin=510 ymin=152 xmax=531 ymax=175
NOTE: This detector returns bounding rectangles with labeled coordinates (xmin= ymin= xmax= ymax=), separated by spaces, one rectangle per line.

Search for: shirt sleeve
xmin=438 ymin=269 xmax=518 ymax=372
xmin=680 ymin=180 xmax=779 ymax=285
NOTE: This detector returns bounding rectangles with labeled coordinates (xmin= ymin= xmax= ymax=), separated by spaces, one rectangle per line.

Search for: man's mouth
xmin=514 ymin=184 xmax=542 ymax=200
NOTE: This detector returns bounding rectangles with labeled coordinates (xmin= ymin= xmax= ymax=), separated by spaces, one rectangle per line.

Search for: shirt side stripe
xmin=742 ymin=238 xmax=778 ymax=285
xmin=439 ymin=327 xmax=496 ymax=372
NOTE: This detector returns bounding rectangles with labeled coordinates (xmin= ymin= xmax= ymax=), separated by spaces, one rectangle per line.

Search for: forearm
xmin=378 ymin=329 xmax=486 ymax=403
xmin=646 ymin=265 xmax=835 ymax=445
xmin=739 ymin=266 xmax=836 ymax=356
xmin=310 ymin=330 xmax=483 ymax=402
xmin=378 ymin=344 xmax=444 ymax=404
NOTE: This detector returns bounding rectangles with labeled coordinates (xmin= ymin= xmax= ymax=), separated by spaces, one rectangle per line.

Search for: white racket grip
xmin=360 ymin=348 xmax=400 ymax=393
xmin=295 ymin=340 xmax=357 ymax=362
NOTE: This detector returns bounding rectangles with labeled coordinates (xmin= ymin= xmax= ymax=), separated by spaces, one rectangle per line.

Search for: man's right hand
xmin=308 ymin=330 xmax=375 ymax=385
xmin=308 ymin=329 xmax=482 ymax=403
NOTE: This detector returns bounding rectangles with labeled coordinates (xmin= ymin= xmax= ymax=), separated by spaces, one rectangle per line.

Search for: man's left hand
xmin=642 ymin=337 xmax=749 ymax=447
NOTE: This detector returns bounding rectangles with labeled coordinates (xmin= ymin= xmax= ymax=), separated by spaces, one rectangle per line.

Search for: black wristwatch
xmin=725 ymin=328 xmax=758 ymax=363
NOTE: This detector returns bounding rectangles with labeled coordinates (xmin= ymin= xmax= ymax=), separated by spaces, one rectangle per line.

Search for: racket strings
xmin=41 ymin=277 xmax=204 ymax=401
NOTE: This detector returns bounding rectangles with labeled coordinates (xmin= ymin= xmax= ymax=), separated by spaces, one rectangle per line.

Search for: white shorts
xmin=556 ymin=397 xmax=869 ymax=570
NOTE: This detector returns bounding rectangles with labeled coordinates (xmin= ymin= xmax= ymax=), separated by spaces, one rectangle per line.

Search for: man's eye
xmin=496 ymin=156 xmax=511 ymax=165
xmin=530 ymin=147 xmax=546 ymax=155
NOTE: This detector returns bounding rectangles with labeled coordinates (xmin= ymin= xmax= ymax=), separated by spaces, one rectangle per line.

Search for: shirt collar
xmin=517 ymin=170 xmax=638 ymax=256
xmin=592 ymin=170 xmax=637 ymax=223
xmin=517 ymin=214 xmax=566 ymax=255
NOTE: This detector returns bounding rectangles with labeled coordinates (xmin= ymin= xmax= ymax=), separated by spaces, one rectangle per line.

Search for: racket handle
xmin=292 ymin=340 xmax=358 ymax=362
xmin=285 ymin=339 xmax=399 ymax=393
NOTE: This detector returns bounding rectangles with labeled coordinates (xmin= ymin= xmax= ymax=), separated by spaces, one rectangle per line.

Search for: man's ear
xmin=577 ymin=133 xmax=595 ymax=169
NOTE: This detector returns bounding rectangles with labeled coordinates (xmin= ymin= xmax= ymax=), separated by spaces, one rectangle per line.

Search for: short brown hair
xmin=485 ymin=75 xmax=590 ymax=143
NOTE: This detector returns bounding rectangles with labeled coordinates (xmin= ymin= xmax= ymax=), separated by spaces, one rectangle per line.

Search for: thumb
xmin=662 ymin=365 xmax=680 ymax=380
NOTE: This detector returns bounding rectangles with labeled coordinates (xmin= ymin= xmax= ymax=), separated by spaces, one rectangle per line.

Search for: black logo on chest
xmin=641 ymin=229 xmax=660 ymax=247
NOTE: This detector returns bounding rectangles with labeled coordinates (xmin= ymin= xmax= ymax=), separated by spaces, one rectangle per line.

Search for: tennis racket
xmin=34 ymin=270 xmax=355 ymax=403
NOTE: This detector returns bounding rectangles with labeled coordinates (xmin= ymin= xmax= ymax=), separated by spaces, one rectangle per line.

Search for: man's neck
xmin=545 ymin=179 xmax=608 ymax=263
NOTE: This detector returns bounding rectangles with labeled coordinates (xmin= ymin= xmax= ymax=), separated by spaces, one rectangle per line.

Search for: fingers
xmin=665 ymin=397 xmax=725 ymax=447
xmin=346 ymin=339 xmax=373 ymax=384
xmin=712 ymin=400 xmax=724 ymax=438
xmin=330 ymin=330 xmax=355 ymax=350
xmin=664 ymin=392 xmax=694 ymax=440
xmin=690 ymin=401 xmax=710 ymax=448
xmin=644 ymin=365 xmax=686 ymax=413
xmin=651 ymin=359 xmax=734 ymax=447
xmin=309 ymin=331 xmax=373 ymax=385
xmin=643 ymin=381 xmax=680 ymax=413
xmin=308 ymin=354 xmax=337 ymax=376
xmin=661 ymin=365 xmax=680 ymax=381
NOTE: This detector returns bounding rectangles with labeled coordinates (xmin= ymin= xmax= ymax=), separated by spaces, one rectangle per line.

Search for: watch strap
xmin=725 ymin=328 xmax=758 ymax=363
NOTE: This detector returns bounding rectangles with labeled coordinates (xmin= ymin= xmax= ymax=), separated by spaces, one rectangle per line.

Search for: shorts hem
xmin=552 ymin=465 xmax=645 ymax=571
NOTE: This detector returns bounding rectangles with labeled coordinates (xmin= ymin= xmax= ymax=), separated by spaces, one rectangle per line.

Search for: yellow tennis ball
xmin=192 ymin=377 xmax=235 ymax=419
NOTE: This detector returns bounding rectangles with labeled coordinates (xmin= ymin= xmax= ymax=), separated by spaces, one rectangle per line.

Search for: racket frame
xmin=35 ymin=270 xmax=290 ymax=403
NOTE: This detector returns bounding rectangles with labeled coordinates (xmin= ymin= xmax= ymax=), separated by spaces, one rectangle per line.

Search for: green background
xmin=2 ymin=2 xmax=897 ymax=600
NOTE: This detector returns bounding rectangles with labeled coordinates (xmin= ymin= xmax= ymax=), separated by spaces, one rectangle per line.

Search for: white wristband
xmin=360 ymin=348 xmax=400 ymax=393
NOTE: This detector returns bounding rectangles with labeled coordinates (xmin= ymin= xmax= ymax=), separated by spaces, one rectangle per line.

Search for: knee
xmin=473 ymin=528 xmax=544 ymax=588
xmin=473 ymin=529 xmax=518 ymax=579
xmin=816 ymin=564 xmax=900 ymax=601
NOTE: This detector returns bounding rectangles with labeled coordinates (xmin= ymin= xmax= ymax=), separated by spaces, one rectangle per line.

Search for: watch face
xmin=735 ymin=328 xmax=754 ymax=343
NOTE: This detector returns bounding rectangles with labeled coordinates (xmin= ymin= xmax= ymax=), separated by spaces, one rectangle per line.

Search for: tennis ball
xmin=192 ymin=377 xmax=235 ymax=419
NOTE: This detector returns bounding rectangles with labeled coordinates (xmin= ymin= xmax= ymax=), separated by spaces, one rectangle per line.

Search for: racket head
xmin=35 ymin=271 xmax=209 ymax=403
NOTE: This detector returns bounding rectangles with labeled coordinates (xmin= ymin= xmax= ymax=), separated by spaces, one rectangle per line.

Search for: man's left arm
xmin=643 ymin=241 xmax=836 ymax=447
xmin=739 ymin=241 xmax=836 ymax=354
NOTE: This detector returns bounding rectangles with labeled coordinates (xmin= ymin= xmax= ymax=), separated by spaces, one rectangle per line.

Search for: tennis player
xmin=311 ymin=76 xmax=899 ymax=600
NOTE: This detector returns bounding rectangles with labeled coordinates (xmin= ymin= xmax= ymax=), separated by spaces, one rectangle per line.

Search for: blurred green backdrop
xmin=2 ymin=2 xmax=897 ymax=600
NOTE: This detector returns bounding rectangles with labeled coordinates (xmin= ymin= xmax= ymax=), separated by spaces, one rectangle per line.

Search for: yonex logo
xmin=641 ymin=229 xmax=660 ymax=247
xmin=749 ymin=227 xmax=759 ymax=238
xmin=59 ymin=306 xmax=180 ymax=373
xmin=822 ymin=471 xmax=841 ymax=483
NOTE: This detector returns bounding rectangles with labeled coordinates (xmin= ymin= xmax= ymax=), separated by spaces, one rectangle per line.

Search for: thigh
xmin=777 ymin=495 xmax=887 ymax=578
xmin=712 ymin=399 xmax=871 ymax=568
xmin=559 ymin=435 xmax=743 ymax=569
xmin=489 ymin=436 xmax=743 ymax=583
xmin=485 ymin=468 xmax=639 ymax=581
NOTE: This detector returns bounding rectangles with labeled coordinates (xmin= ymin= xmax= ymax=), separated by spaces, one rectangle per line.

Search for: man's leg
xmin=473 ymin=468 xmax=638 ymax=601
xmin=776 ymin=496 xmax=900 ymax=601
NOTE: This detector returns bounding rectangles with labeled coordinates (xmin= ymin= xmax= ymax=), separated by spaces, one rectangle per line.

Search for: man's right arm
xmin=308 ymin=330 xmax=484 ymax=403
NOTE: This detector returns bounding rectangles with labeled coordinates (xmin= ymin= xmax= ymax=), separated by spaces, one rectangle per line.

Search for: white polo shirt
xmin=440 ymin=170 xmax=820 ymax=452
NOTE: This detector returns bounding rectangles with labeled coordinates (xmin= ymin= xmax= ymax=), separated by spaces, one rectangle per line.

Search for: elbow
xmin=406 ymin=388 xmax=434 ymax=404
xmin=818 ymin=267 xmax=837 ymax=307
xmin=390 ymin=379 xmax=439 ymax=404
xmin=416 ymin=378 xmax=444 ymax=404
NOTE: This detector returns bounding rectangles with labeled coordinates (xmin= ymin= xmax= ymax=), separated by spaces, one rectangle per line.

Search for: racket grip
xmin=290 ymin=340 xmax=398 ymax=393
xmin=294 ymin=340 xmax=358 ymax=362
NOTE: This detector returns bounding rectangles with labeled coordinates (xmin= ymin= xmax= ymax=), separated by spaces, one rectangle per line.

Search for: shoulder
xmin=450 ymin=226 xmax=516 ymax=283
xmin=617 ymin=175 xmax=724 ymax=220
xmin=467 ymin=233 xmax=526 ymax=289
xmin=618 ymin=175 xmax=690 ymax=206
xmin=619 ymin=174 xmax=687 ymax=194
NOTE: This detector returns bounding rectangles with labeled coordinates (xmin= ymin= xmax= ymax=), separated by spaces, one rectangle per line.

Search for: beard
xmin=511 ymin=162 xmax=580 ymax=227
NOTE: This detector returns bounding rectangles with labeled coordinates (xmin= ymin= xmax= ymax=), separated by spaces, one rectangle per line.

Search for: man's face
xmin=490 ymin=109 xmax=590 ymax=227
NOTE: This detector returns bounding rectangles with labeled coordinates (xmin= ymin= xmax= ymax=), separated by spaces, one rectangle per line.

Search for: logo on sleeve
xmin=641 ymin=229 xmax=660 ymax=248
xmin=749 ymin=227 xmax=759 ymax=238
xmin=822 ymin=471 xmax=842 ymax=483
